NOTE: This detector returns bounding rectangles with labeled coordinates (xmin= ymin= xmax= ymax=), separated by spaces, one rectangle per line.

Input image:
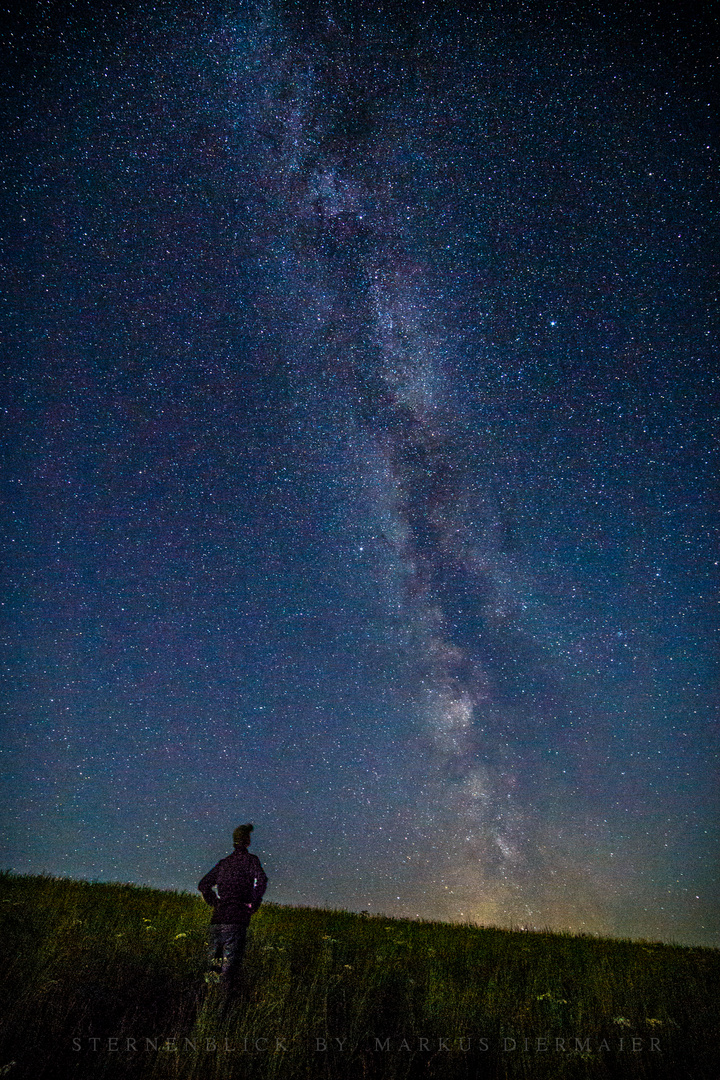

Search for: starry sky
xmin=2 ymin=1 xmax=718 ymax=947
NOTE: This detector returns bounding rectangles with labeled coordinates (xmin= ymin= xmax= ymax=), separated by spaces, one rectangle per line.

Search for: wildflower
xmin=645 ymin=1018 xmax=663 ymax=1027
xmin=613 ymin=1017 xmax=632 ymax=1028
xmin=145 ymin=925 xmax=155 ymax=931
xmin=174 ymin=933 xmax=187 ymax=939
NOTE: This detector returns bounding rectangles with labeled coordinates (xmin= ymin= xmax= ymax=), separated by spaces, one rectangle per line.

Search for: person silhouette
xmin=198 ymin=823 xmax=268 ymax=1000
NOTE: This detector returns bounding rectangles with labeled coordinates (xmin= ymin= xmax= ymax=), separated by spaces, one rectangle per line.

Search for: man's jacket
xmin=198 ymin=848 xmax=268 ymax=925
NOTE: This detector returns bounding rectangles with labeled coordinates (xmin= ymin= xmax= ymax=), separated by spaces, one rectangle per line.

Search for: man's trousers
xmin=207 ymin=923 xmax=248 ymax=992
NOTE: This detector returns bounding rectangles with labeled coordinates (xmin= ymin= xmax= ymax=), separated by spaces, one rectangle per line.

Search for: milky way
xmin=230 ymin=19 xmax=521 ymax=911
xmin=3 ymin=2 xmax=717 ymax=944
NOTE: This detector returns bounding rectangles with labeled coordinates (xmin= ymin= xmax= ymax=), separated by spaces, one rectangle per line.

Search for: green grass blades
xmin=0 ymin=870 xmax=718 ymax=1079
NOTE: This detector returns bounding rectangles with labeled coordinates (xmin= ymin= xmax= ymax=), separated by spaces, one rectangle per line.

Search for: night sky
xmin=3 ymin=2 xmax=718 ymax=947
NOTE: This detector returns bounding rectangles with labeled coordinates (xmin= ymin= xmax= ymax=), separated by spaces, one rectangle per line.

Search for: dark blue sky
xmin=2 ymin=1 xmax=717 ymax=946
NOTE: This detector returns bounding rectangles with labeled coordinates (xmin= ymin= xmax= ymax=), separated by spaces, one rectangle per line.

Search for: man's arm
xmin=198 ymin=862 xmax=221 ymax=908
xmin=249 ymin=856 xmax=268 ymax=914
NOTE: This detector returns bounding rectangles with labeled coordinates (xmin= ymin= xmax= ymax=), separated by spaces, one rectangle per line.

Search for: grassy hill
xmin=0 ymin=870 xmax=717 ymax=1079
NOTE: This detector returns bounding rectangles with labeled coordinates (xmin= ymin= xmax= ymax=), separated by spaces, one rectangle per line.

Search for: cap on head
xmin=233 ymin=823 xmax=254 ymax=847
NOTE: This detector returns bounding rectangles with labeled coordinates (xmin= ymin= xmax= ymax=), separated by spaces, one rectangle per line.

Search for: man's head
xmin=233 ymin=823 xmax=254 ymax=848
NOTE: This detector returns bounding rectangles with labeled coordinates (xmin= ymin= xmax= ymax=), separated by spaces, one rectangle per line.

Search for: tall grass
xmin=0 ymin=871 xmax=717 ymax=1079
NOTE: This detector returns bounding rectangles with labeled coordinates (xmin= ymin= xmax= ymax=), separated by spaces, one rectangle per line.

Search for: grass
xmin=0 ymin=870 xmax=717 ymax=1079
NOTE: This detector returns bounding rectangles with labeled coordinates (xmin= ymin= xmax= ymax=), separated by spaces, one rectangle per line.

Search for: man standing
xmin=198 ymin=823 xmax=268 ymax=1000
